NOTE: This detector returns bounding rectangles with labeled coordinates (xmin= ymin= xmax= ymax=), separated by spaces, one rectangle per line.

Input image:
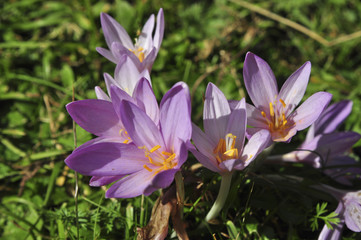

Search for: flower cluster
xmin=64 ymin=8 xmax=361 ymax=239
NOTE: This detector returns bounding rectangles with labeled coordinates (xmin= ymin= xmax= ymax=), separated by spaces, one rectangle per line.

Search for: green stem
xmin=205 ymin=173 xmax=233 ymax=222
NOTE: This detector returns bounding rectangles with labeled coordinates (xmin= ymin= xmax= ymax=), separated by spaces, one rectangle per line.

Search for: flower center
xmin=141 ymin=145 xmax=177 ymax=175
xmin=213 ymin=133 xmax=239 ymax=164
xmin=261 ymin=98 xmax=289 ymax=134
xmin=119 ymin=129 xmax=131 ymax=143
xmin=129 ymin=46 xmax=145 ymax=62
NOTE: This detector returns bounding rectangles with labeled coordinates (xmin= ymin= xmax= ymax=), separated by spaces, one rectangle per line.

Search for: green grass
xmin=1 ymin=0 xmax=361 ymax=239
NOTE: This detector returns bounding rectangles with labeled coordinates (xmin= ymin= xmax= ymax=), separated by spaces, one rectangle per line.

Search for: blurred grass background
xmin=1 ymin=0 xmax=361 ymax=239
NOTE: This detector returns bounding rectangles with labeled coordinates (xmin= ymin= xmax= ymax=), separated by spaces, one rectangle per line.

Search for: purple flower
xmin=96 ymin=9 xmax=164 ymax=72
xmin=95 ymin=55 xmax=151 ymax=101
xmin=278 ymin=101 xmax=361 ymax=185
xmin=65 ymin=82 xmax=191 ymax=198
xmin=191 ymin=83 xmax=270 ymax=174
xmin=243 ymin=52 xmax=332 ymax=142
xmin=318 ymin=187 xmax=361 ymax=239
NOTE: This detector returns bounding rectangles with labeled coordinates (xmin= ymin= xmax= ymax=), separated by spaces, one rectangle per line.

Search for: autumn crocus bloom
xmin=274 ymin=101 xmax=361 ymax=185
xmin=96 ymin=9 xmax=164 ymax=72
xmin=317 ymin=185 xmax=361 ymax=239
xmin=66 ymin=78 xmax=160 ymax=187
xmin=95 ymin=55 xmax=151 ymax=101
xmin=65 ymin=82 xmax=191 ymax=198
xmin=244 ymin=52 xmax=332 ymax=142
xmin=191 ymin=83 xmax=270 ymax=221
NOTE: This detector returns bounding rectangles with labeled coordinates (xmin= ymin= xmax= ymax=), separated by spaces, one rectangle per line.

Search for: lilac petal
xmin=290 ymin=92 xmax=332 ymax=131
xmin=100 ymin=13 xmax=133 ymax=50
xmin=219 ymin=159 xmax=238 ymax=172
xmin=106 ymin=170 xmax=154 ymax=198
xmin=228 ymin=100 xmax=238 ymax=111
xmin=153 ymin=8 xmax=164 ymax=51
xmin=73 ymin=136 xmax=126 ymax=153
xmin=110 ymin=85 xmax=135 ymax=119
xmin=149 ymin=168 xmax=178 ymax=190
xmin=141 ymin=47 xmax=157 ymax=72
xmin=120 ymin=100 xmax=164 ymax=150
xmin=203 ymin=83 xmax=231 ymax=141
xmin=103 ymin=72 xmax=118 ymax=96
xmin=226 ymin=98 xmax=247 ymax=152
xmin=110 ymin=42 xmax=133 ymax=61
xmin=243 ymin=52 xmax=278 ymax=110
xmin=318 ymin=202 xmax=344 ymax=240
xmin=314 ymin=100 xmax=353 ymax=136
xmin=95 ymin=86 xmax=110 ymax=101
xmin=89 ymin=175 xmax=125 ymax=187
xmin=278 ymin=61 xmax=311 ymax=115
xmin=344 ymin=201 xmax=361 ymax=232
xmin=159 ymin=82 xmax=191 ymax=148
xmin=192 ymin=123 xmax=216 ymax=159
xmin=96 ymin=47 xmax=118 ymax=63
xmin=246 ymin=103 xmax=268 ymax=128
xmin=235 ymin=129 xmax=271 ymax=170
xmin=114 ymin=55 xmax=141 ymax=95
xmin=245 ymin=127 xmax=263 ymax=139
xmin=191 ymin=148 xmax=220 ymax=173
xmin=133 ymin=77 xmax=159 ymax=124
xmin=66 ymin=99 xmax=121 ymax=137
xmin=324 ymin=156 xmax=361 ymax=185
xmin=65 ymin=142 xmax=146 ymax=176
xmin=138 ymin=14 xmax=155 ymax=51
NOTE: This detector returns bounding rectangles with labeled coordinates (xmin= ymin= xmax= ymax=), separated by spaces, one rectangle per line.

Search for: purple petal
xmin=104 ymin=72 xmax=118 ymax=96
xmin=110 ymin=85 xmax=135 ymax=119
xmin=141 ymin=46 xmax=157 ymax=72
xmin=138 ymin=14 xmax=155 ymax=51
xmin=324 ymin=156 xmax=361 ymax=185
xmin=278 ymin=61 xmax=311 ymax=115
xmin=235 ymin=129 xmax=271 ymax=170
xmin=120 ymin=100 xmax=164 ymax=150
xmin=318 ymin=202 xmax=344 ymax=240
xmin=243 ymin=52 xmax=278 ymax=110
xmin=246 ymin=103 xmax=268 ymax=128
xmin=191 ymin=147 xmax=220 ymax=173
xmin=65 ymin=142 xmax=146 ymax=176
xmin=89 ymin=175 xmax=125 ymax=187
xmin=66 ymin=99 xmax=121 ymax=137
xmin=153 ymin=8 xmax=164 ymax=51
xmin=226 ymin=98 xmax=247 ymax=152
xmin=203 ymin=83 xmax=231 ymax=141
xmin=96 ymin=47 xmax=117 ymax=63
xmin=100 ymin=13 xmax=133 ymax=50
xmin=114 ymin=55 xmax=142 ymax=95
xmin=95 ymin=86 xmax=110 ymax=101
xmin=73 ymin=136 xmax=125 ymax=153
xmin=148 ymin=168 xmax=178 ymax=190
xmin=105 ymin=170 xmax=155 ymax=198
xmin=159 ymin=82 xmax=191 ymax=148
xmin=219 ymin=158 xmax=238 ymax=172
xmin=290 ymin=92 xmax=332 ymax=131
xmin=133 ymin=78 xmax=159 ymax=124
xmin=314 ymin=100 xmax=353 ymax=136
xmin=344 ymin=201 xmax=361 ymax=232
xmin=110 ymin=42 xmax=134 ymax=61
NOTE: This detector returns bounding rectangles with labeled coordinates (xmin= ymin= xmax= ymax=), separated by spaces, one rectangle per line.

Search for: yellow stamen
xmin=223 ymin=149 xmax=238 ymax=158
xmin=213 ymin=138 xmax=225 ymax=154
xmin=279 ymin=98 xmax=286 ymax=108
xmin=245 ymin=154 xmax=253 ymax=162
xmin=269 ymin=102 xmax=274 ymax=117
xmin=123 ymin=139 xmax=129 ymax=144
xmin=165 ymin=154 xmax=176 ymax=162
xmin=148 ymin=156 xmax=154 ymax=164
xmin=150 ymin=145 xmax=161 ymax=153
xmin=216 ymin=156 xmax=222 ymax=164
xmin=261 ymin=111 xmax=266 ymax=118
xmin=143 ymin=165 xmax=152 ymax=172
xmin=161 ymin=151 xmax=172 ymax=156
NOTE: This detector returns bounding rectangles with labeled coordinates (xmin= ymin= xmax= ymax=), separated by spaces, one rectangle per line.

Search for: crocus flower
xmin=317 ymin=185 xmax=361 ymax=239
xmin=274 ymin=101 xmax=361 ymax=185
xmin=191 ymin=82 xmax=271 ymax=174
xmin=65 ymin=82 xmax=191 ymax=198
xmin=191 ymin=83 xmax=270 ymax=222
xmin=96 ymin=8 xmax=164 ymax=72
xmin=243 ymin=52 xmax=332 ymax=142
xmin=66 ymin=77 xmax=160 ymax=187
xmin=95 ymin=55 xmax=151 ymax=101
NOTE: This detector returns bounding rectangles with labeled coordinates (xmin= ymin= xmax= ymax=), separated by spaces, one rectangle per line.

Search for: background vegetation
xmin=1 ymin=0 xmax=361 ymax=239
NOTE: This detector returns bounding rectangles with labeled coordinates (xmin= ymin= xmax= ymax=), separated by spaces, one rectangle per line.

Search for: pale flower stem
xmin=205 ymin=173 xmax=233 ymax=222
